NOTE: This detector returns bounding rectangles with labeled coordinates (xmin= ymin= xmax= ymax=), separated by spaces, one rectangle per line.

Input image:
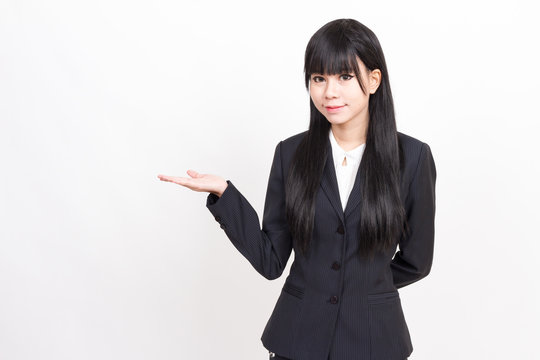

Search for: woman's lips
xmin=325 ymin=105 xmax=346 ymax=113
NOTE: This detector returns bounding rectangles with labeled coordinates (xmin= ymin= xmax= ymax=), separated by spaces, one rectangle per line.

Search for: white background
xmin=1 ymin=0 xmax=539 ymax=359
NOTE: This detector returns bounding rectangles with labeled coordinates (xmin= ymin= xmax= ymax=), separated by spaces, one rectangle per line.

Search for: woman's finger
xmin=157 ymin=174 xmax=172 ymax=181
xmin=157 ymin=175 xmax=186 ymax=184
xmin=158 ymin=174 xmax=204 ymax=192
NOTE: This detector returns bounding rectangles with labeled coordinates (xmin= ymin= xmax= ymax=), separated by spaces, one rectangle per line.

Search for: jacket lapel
xmin=320 ymin=138 xmax=363 ymax=222
xmin=344 ymin=161 xmax=363 ymax=219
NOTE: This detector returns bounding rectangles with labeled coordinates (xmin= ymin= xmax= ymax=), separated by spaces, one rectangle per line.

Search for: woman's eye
xmin=340 ymin=74 xmax=354 ymax=81
xmin=312 ymin=76 xmax=324 ymax=83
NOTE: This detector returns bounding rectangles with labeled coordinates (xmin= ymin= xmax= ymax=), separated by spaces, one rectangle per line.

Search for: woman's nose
xmin=324 ymin=79 xmax=339 ymax=99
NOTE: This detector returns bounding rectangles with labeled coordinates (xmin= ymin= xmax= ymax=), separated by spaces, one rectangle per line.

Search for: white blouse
xmin=328 ymin=128 xmax=366 ymax=212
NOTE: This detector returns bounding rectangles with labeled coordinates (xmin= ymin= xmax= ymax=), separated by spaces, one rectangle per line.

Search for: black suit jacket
xmin=206 ymin=130 xmax=437 ymax=360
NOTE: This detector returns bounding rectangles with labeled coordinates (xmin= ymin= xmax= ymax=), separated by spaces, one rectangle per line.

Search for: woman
xmin=158 ymin=18 xmax=436 ymax=360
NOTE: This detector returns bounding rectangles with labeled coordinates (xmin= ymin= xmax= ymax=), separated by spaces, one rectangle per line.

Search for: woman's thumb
xmin=187 ymin=169 xmax=201 ymax=178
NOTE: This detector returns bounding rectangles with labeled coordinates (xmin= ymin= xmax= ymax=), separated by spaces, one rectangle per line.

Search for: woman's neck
xmin=330 ymin=123 xmax=367 ymax=152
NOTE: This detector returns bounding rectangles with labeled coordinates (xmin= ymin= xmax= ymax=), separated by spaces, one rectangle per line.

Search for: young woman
xmin=158 ymin=18 xmax=436 ymax=360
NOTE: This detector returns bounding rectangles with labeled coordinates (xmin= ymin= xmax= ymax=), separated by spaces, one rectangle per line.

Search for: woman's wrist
xmin=215 ymin=180 xmax=229 ymax=197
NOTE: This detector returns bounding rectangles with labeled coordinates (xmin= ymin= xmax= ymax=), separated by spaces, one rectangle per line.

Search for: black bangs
xmin=304 ymin=27 xmax=361 ymax=89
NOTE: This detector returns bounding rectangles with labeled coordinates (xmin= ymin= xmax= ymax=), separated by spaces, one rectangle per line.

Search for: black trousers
xmin=270 ymin=353 xmax=408 ymax=360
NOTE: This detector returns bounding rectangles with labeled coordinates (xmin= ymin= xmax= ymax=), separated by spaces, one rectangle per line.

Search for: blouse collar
xmin=328 ymin=128 xmax=366 ymax=168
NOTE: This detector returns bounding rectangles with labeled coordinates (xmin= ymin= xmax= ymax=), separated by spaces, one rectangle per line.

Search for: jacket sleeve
xmin=205 ymin=141 xmax=293 ymax=280
xmin=391 ymin=142 xmax=437 ymax=289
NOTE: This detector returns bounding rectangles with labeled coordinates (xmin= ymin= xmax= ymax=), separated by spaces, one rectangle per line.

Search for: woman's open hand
xmin=157 ymin=170 xmax=228 ymax=197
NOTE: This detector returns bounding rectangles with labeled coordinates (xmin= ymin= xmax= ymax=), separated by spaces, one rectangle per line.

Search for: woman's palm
xmin=158 ymin=170 xmax=228 ymax=197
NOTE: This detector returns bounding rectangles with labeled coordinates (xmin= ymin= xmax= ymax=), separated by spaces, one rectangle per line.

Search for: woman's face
xmin=309 ymin=58 xmax=380 ymax=128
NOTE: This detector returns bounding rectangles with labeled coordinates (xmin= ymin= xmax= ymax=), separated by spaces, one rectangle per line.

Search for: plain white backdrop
xmin=1 ymin=0 xmax=539 ymax=359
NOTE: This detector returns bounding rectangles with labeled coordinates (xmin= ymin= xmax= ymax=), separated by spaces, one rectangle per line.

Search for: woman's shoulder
xmin=269 ymin=131 xmax=309 ymax=170
xmin=397 ymin=131 xmax=431 ymax=160
xmin=397 ymin=131 xmax=435 ymax=185
xmin=274 ymin=130 xmax=309 ymax=156
xmin=397 ymin=131 xmax=427 ymax=148
xmin=282 ymin=130 xmax=309 ymax=146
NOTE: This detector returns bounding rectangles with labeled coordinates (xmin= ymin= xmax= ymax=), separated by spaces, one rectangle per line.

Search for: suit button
xmin=336 ymin=224 xmax=344 ymax=234
xmin=220 ymin=223 xmax=226 ymax=229
xmin=215 ymin=216 xmax=221 ymax=222
xmin=330 ymin=295 xmax=339 ymax=304
xmin=331 ymin=261 xmax=341 ymax=270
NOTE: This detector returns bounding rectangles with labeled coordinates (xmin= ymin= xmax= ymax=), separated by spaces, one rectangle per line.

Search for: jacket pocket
xmin=282 ymin=280 xmax=305 ymax=299
xmin=367 ymin=289 xmax=400 ymax=304
xmin=261 ymin=280 xmax=304 ymax=356
xmin=368 ymin=290 xmax=413 ymax=360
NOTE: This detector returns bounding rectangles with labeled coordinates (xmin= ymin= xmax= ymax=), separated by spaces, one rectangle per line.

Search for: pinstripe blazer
xmin=206 ymin=130 xmax=437 ymax=360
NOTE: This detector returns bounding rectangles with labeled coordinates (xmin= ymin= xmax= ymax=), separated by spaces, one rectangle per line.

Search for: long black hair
xmin=285 ymin=18 xmax=406 ymax=260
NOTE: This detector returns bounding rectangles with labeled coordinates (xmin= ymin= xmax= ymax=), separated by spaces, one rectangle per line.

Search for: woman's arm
xmin=391 ymin=142 xmax=437 ymax=288
xmin=206 ymin=141 xmax=293 ymax=280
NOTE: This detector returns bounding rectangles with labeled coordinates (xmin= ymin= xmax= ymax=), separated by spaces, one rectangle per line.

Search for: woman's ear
xmin=369 ymin=69 xmax=382 ymax=94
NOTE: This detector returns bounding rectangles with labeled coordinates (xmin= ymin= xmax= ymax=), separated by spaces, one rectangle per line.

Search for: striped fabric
xmin=206 ymin=130 xmax=436 ymax=360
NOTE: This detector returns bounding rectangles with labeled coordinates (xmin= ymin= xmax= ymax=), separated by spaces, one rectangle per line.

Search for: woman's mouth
xmin=325 ymin=105 xmax=346 ymax=113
